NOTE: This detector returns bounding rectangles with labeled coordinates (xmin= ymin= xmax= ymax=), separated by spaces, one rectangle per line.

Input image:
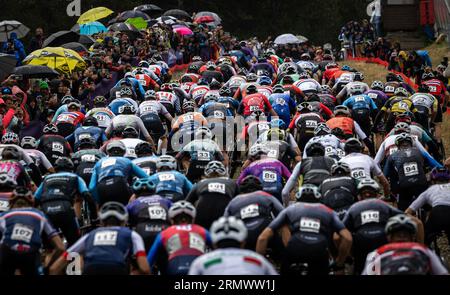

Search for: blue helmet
xmin=341 ymin=65 xmax=351 ymax=71
xmin=257 ymin=76 xmax=272 ymax=86
xmin=270 ymin=119 xmax=287 ymax=130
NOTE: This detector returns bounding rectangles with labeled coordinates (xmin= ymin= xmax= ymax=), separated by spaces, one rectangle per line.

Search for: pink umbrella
xmin=173 ymin=26 xmax=193 ymax=36
xmin=194 ymin=15 xmax=215 ymax=24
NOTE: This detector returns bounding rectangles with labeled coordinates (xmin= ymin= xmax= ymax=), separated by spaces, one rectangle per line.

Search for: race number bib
xmin=81 ymin=154 xmax=96 ymax=162
xmin=267 ymin=149 xmax=278 ymax=159
xmin=213 ymin=111 xmax=225 ymax=119
xmin=305 ymin=120 xmax=318 ymax=128
xmin=127 ymin=148 xmax=136 ymax=157
xmin=52 ymin=142 xmax=64 ymax=153
xmin=368 ymin=93 xmax=378 ymax=100
xmin=351 ymin=168 xmax=366 ymax=179
xmin=0 ymin=200 xmax=9 ymax=211
xmin=385 ymin=86 xmax=395 ymax=92
xmin=148 ymin=205 xmax=167 ymax=220
xmin=398 ymin=102 xmax=409 ymax=110
xmin=189 ymin=232 xmax=206 ymax=253
xmin=93 ymin=231 xmax=118 ymax=246
xmin=94 ymin=114 xmax=107 ymax=123
xmin=142 ymin=106 xmax=156 ymax=113
xmin=249 ymin=105 xmax=261 ymax=112
xmin=197 ymin=151 xmax=211 ymax=161
xmin=325 ymin=146 xmax=334 ymax=156
xmin=276 ymin=98 xmax=286 ymax=105
xmin=208 ymin=183 xmax=226 ymax=194
xmin=361 ymin=210 xmax=380 ymax=225
xmin=158 ymin=173 xmax=175 ymax=182
xmin=116 ymin=91 xmax=122 ymax=98
xmin=11 ymin=224 xmax=33 ymax=243
xmin=139 ymin=79 xmax=147 ymax=87
xmin=79 ymin=133 xmax=92 ymax=140
xmin=258 ymin=124 xmax=269 ymax=132
xmin=262 ymin=170 xmax=277 ymax=182
xmin=184 ymin=114 xmax=194 ymax=122
xmin=240 ymin=204 xmax=260 ymax=219
xmin=355 ymin=96 xmax=365 ymax=102
xmin=299 ymin=217 xmax=321 ymax=233
xmin=167 ymin=234 xmax=182 ymax=254
xmin=428 ymin=85 xmax=437 ymax=93
xmin=403 ymin=162 xmax=419 ymax=176
xmin=101 ymin=158 xmax=116 ymax=168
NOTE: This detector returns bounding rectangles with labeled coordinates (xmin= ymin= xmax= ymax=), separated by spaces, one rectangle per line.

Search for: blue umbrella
xmin=80 ymin=21 xmax=107 ymax=35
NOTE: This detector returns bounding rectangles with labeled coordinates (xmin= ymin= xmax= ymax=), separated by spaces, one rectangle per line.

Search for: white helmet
xmin=156 ymin=155 xmax=177 ymax=170
xmin=195 ymin=127 xmax=213 ymax=140
xmin=168 ymin=201 xmax=197 ymax=220
xmin=210 ymin=216 xmax=248 ymax=244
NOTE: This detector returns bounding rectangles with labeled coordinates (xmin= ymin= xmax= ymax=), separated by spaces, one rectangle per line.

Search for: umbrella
xmin=43 ymin=30 xmax=80 ymax=48
xmin=78 ymin=35 xmax=96 ymax=46
xmin=125 ymin=17 xmax=148 ymax=30
xmin=80 ymin=21 xmax=107 ymax=35
xmin=0 ymin=54 xmax=17 ymax=81
xmin=71 ymin=24 xmax=80 ymax=33
xmin=296 ymin=35 xmax=309 ymax=43
xmin=13 ymin=65 xmax=59 ymax=79
xmin=195 ymin=11 xmax=221 ymax=24
xmin=108 ymin=22 xmax=139 ymax=33
xmin=274 ymin=34 xmax=302 ymax=45
xmin=173 ymin=26 xmax=193 ymax=36
xmin=156 ymin=16 xmax=178 ymax=26
xmin=163 ymin=9 xmax=191 ymax=20
xmin=77 ymin=7 xmax=113 ymax=24
xmin=194 ymin=16 xmax=215 ymax=24
xmin=61 ymin=42 xmax=88 ymax=53
xmin=23 ymin=47 xmax=86 ymax=74
xmin=134 ymin=4 xmax=163 ymax=14
xmin=0 ymin=20 xmax=30 ymax=42
xmin=114 ymin=10 xmax=151 ymax=23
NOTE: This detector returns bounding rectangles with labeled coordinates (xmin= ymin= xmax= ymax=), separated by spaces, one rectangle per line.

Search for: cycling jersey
xmin=72 ymin=149 xmax=105 ymax=184
xmin=120 ymin=138 xmax=146 ymax=159
xmin=409 ymin=183 xmax=450 ymax=211
xmin=199 ymin=102 xmax=233 ymax=121
xmin=340 ymin=153 xmax=383 ymax=180
xmin=343 ymin=94 xmax=378 ymax=111
xmin=108 ymin=98 xmax=138 ymax=116
xmin=188 ymin=248 xmax=278 ymax=275
xmin=410 ymin=93 xmax=438 ymax=113
xmin=135 ymin=74 xmax=158 ymax=90
xmin=106 ymin=115 xmax=152 ymax=141
xmin=337 ymin=81 xmax=370 ymax=99
xmin=386 ymin=124 xmax=433 ymax=145
xmin=303 ymin=134 xmax=345 ymax=159
xmin=34 ymin=172 xmax=88 ymax=204
xmin=320 ymin=176 xmax=357 ymax=217
xmin=0 ymin=160 xmax=32 ymax=187
xmin=326 ymin=117 xmax=368 ymax=139
xmin=172 ymin=112 xmax=208 ymax=132
xmin=365 ymin=90 xmax=389 ymax=110
xmin=381 ymin=96 xmax=417 ymax=114
xmin=23 ymin=149 xmax=53 ymax=172
xmin=156 ymin=91 xmax=181 ymax=116
xmin=139 ymin=100 xmax=170 ymax=117
xmin=190 ymin=85 xmax=210 ymax=104
xmin=269 ymin=93 xmax=297 ymax=127
xmin=55 ymin=111 xmax=85 ymax=127
xmin=66 ymin=126 xmax=107 ymax=149
xmin=86 ymin=108 xmax=115 ymax=129
xmin=132 ymin=156 xmax=159 ymax=176
xmin=294 ymin=79 xmax=322 ymax=94
xmin=238 ymin=93 xmax=273 ymax=117
xmin=422 ymin=79 xmax=447 ymax=103
xmin=148 ymin=171 xmax=193 ymax=201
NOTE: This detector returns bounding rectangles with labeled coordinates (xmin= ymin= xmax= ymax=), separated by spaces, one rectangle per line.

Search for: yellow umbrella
xmin=23 ymin=47 xmax=86 ymax=74
xmin=77 ymin=7 xmax=113 ymax=25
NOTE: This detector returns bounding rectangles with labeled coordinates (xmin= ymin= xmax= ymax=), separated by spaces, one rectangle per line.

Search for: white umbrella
xmin=0 ymin=20 xmax=30 ymax=42
xmin=156 ymin=16 xmax=178 ymax=26
xmin=296 ymin=35 xmax=309 ymax=43
xmin=367 ymin=1 xmax=377 ymax=17
xmin=274 ymin=34 xmax=301 ymax=45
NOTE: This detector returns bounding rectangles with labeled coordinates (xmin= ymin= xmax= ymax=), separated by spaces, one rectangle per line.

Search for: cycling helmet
xmin=182 ymin=100 xmax=196 ymax=112
xmin=78 ymin=136 xmax=96 ymax=149
xmin=124 ymin=72 xmax=134 ymax=79
xmin=386 ymin=72 xmax=399 ymax=82
xmin=306 ymin=142 xmax=325 ymax=157
xmin=353 ymin=72 xmax=364 ymax=81
xmin=298 ymin=72 xmax=310 ymax=80
xmin=219 ymin=87 xmax=232 ymax=97
xmin=67 ymin=100 xmax=81 ymax=110
xmin=144 ymin=90 xmax=156 ymax=100
xmin=61 ymin=95 xmax=74 ymax=105
xmin=106 ymin=140 xmax=126 ymax=157
xmin=239 ymin=175 xmax=263 ymax=193
xmin=334 ymin=105 xmax=351 ymax=117
xmin=371 ymin=81 xmax=385 ymax=91
xmin=273 ymin=84 xmax=285 ymax=94
xmin=395 ymin=133 xmax=413 ymax=146
xmin=210 ymin=216 xmax=248 ymax=244
xmin=10 ymin=186 xmax=34 ymax=205
xmin=430 ymin=167 xmax=450 ymax=182
xmin=21 ymin=136 xmax=38 ymax=149
xmin=204 ymin=161 xmax=227 ymax=177
xmin=168 ymin=201 xmax=196 ymax=220
xmin=188 ymin=64 xmax=200 ymax=73
xmin=94 ymin=96 xmax=107 ymax=106
xmin=314 ymin=122 xmax=331 ymax=136
xmin=357 ymin=177 xmax=380 ymax=192
xmin=321 ymin=85 xmax=332 ymax=94
xmin=135 ymin=142 xmax=153 ymax=157
xmin=195 ymin=127 xmax=213 ymax=140
xmin=267 ymin=128 xmax=286 ymax=141
xmin=43 ymin=124 xmax=59 ymax=135
xmin=394 ymin=122 xmax=411 ymax=134
xmin=156 ymin=155 xmax=177 ymax=170
xmin=246 ymin=73 xmax=258 ymax=82
xmin=249 ymin=144 xmax=269 ymax=157
xmin=181 ymin=75 xmax=194 ymax=83
xmin=396 ymin=74 xmax=404 ymax=82
xmin=138 ymin=60 xmax=150 ymax=68
xmin=209 ymin=79 xmax=221 ymax=90
xmin=300 ymin=53 xmax=312 ymax=61
xmin=341 ymin=65 xmax=351 ymax=71
xmin=206 ymin=61 xmax=216 ymax=71
xmin=325 ymin=62 xmax=338 ymax=70
xmin=395 ymin=113 xmax=413 ymax=124
xmin=204 ymin=92 xmax=219 ymax=103
xmin=118 ymin=104 xmax=136 ymax=115
xmin=122 ymin=126 xmax=138 ymax=139
xmin=257 ymin=76 xmax=272 ymax=86
xmin=54 ymin=157 xmax=74 ymax=172
xmin=83 ymin=116 xmax=98 ymax=127
xmin=99 ymin=202 xmax=129 ymax=223
xmin=246 ymin=84 xmax=258 ymax=94
xmin=192 ymin=56 xmax=202 ymax=62
xmin=132 ymin=178 xmax=156 ymax=195
xmin=1 ymin=132 xmax=19 ymax=145
xmin=1 ymin=146 xmax=20 ymax=160
xmin=282 ymin=75 xmax=294 ymax=85
xmin=297 ymin=102 xmax=313 ymax=113
xmin=160 ymin=83 xmax=173 ymax=92
xmin=394 ymin=87 xmax=409 ymax=97
xmin=385 ymin=214 xmax=417 ymax=236
xmin=197 ymin=78 xmax=209 ymax=86
xmin=344 ymin=138 xmax=363 ymax=154
xmin=0 ymin=173 xmax=17 ymax=190
xmin=295 ymin=184 xmax=321 ymax=201
xmin=421 ymin=72 xmax=435 ymax=80
xmin=331 ymin=161 xmax=351 ymax=175
xmin=270 ymin=119 xmax=287 ymax=130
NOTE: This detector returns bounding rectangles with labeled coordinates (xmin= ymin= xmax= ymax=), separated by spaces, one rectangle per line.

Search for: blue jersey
xmin=108 ymin=98 xmax=138 ymax=115
xmin=66 ymin=126 xmax=107 ymax=148
xmin=269 ymin=93 xmax=296 ymax=126
xmin=148 ymin=171 xmax=193 ymax=198
xmin=0 ymin=208 xmax=58 ymax=252
xmin=114 ymin=78 xmax=146 ymax=98
xmin=343 ymin=94 xmax=378 ymax=111
xmin=127 ymin=195 xmax=173 ymax=223
xmin=198 ymin=102 xmax=234 ymax=117
xmin=89 ymin=157 xmax=149 ymax=202
xmin=35 ymin=172 xmax=89 ymax=202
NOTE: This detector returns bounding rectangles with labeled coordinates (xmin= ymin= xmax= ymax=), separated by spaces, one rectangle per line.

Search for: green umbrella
xmin=125 ymin=17 xmax=148 ymax=30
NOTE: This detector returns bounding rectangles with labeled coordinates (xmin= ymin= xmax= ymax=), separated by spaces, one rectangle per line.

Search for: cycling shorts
xmin=0 ymin=245 xmax=41 ymax=275
xmin=166 ymin=255 xmax=198 ymax=275
xmin=97 ymin=176 xmax=132 ymax=206
xmin=141 ymin=113 xmax=166 ymax=142
xmin=135 ymin=222 xmax=170 ymax=252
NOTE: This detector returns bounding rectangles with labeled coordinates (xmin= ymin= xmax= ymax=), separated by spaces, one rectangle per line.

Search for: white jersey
xmin=138 ymin=100 xmax=170 ymax=117
xmin=106 ymin=115 xmax=152 ymax=141
xmin=294 ymin=79 xmax=322 ymax=93
xmin=120 ymin=138 xmax=146 ymax=159
xmin=410 ymin=93 xmax=436 ymax=110
xmin=338 ymin=81 xmax=370 ymax=98
xmin=340 ymin=152 xmax=383 ymax=180
xmin=375 ymin=134 xmax=428 ymax=165
xmin=188 ymin=248 xmax=278 ymax=275
xmin=303 ymin=134 xmax=345 ymax=158
xmin=23 ymin=149 xmax=53 ymax=170
xmin=86 ymin=108 xmax=115 ymax=129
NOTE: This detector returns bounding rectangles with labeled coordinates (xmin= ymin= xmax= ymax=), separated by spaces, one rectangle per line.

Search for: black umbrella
xmin=109 ymin=22 xmax=139 ymax=33
xmin=61 ymin=42 xmax=88 ymax=53
xmin=13 ymin=65 xmax=59 ymax=79
xmin=42 ymin=30 xmax=81 ymax=48
xmin=78 ymin=35 xmax=96 ymax=46
xmin=156 ymin=16 xmax=178 ymax=26
xmin=71 ymin=23 xmax=80 ymax=33
xmin=134 ymin=4 xmax=163 ymax=15
xmin=163 ymin=9 xmax=191 ymax=20
xmin=112 ymin=10 xmax=151 ymax=24
xmin=0 ymin=54 xmax=17 ymax=81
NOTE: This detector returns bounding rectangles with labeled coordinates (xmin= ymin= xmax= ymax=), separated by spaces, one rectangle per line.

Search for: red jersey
xmin=422 ymin=79 xmax=446 ymax=103
xmin=160 ymin=224 xmax=209 ymax=260
xmin=241 ymin=93 xmax=273 ymax=116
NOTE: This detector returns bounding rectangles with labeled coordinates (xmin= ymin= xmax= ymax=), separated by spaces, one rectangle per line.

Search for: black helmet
xmin=0 ymin=173 xmax=17 ymax=191
xmin=344 ymin=138 xmax=363 ymax=154
xmin=385 ymin=214 xmax=417 ymax=236
xmin=182 ymin=100 xmax=196 ymax=113
xmin=353 ymin=72 xmax=364 ymax=81
xmin=239 ymin=175 xmax=263 ymax=194
xmin=219 ymin=86 xmax=231 ymax=97
xmin=122 ymin=126 xmax=138 ymax=139
xmin=204 ymin=161 xmax=227 ymax=177
xmin=43 ymin=124 xmax=59 ymax=135
xmin=94 ymin=96 xmax=107 ymax=106
xmin=83 ymin=116 xmax=98 ymax=127
xmin=246 ymin=84 xmax=258 ymax=94
xmin=106 ymin=141 xmax=126 ymax=157
xmin=135 ymin=142 xmax=153 ymax=157
xmin=386 ymin=72 xmax=399 ymax=82
xmin=418 ymin=84 xmax=430 ymax=93
xmin=306 ymin=142 xmax=325 ymax=157
xmin=78 ymin=136 xmax=96 ymax=149
xmin=1 ymin=146 xmax=20 ymax=160
xmin=331 ymin=161 xmax=351 ymax=176
xmin=297 ymin=102 xmax=313 ymax=113
xmin=55 ymin=157 xmax=74 ymax=172
xmin=209 ymin=79 xmax=221 ymax=90
xmin=273 ymin=84 xmax=284 ymax=93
